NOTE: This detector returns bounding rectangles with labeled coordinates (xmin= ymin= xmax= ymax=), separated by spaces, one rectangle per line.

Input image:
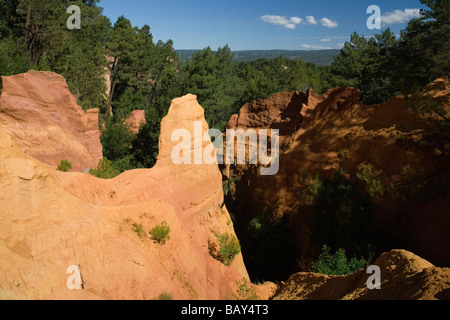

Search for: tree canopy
xmin=1 ymin=0 xmax=448 ymax=172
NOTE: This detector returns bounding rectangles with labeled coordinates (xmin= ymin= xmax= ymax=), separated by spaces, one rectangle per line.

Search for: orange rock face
xmin=0 ymin=74 xmax=256 ymax=300
xmin=1 ymin=70 xmax=448 ymax=300
xmin=273 ymin=250 xmax=450 ymax=300
xmin=225 ymin=81 xmax=450 ymax=266
xmin=125 ymin=110 xmax=146 ymax=134
xmin=226 ymin=91 xmax=305 ymax=137
xmin=0 ymin=71 xmax=103 ymax=172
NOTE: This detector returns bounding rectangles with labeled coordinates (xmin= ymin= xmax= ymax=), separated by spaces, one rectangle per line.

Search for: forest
xmin=0 ymin=0 xmax=448 ymax=174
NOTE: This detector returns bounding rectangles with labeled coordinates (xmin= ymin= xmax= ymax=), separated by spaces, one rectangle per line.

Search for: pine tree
xmin=105 ymin=16 xmax=138 ymax=118
xmin=15 ymin=0 xmax=66 ymax=66
xmin=184 ymin=45 xmax=244 ymax=128
xmin=51 ymin=0 xmax=111 ymax=110
xmin=395 ymin=0 xmax=450 ymax=92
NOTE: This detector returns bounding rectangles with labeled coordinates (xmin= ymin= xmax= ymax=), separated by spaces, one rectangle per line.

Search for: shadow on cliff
xmin=224 ymin=82 xmax=450 ymax=283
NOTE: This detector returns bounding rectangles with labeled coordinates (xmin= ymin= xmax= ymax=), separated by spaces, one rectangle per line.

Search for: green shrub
xmin=111 ymin=155 xmax=142 ymax=173
xmin=150 ymin=221 xmax=171 ymax=245
xmin=132 ymin=222 xmax=144 ymax=239
xmin=157 ymin=292 xmax=174 ymax=300
xmin=231 ymin=278 xmax=258 ymax=300
xmin=356 ymin=164 xmax=396 ymax=201
xmin=405 ymin=92 xmax=450 ymax=140
xmin=247 ymin=207 xmax=296 ymax=282
xmin=308 ymin=169 xmax=377 ymax=259
xmin=223 ymin=177 xmax=239 ymax=195
xmin=215 ymin=232 xmax=241 ymax=266
xmin=57 ymin=159 xmax=72 ymax=172
xmin=100 ymin=117 xmax=135 ymax=161
xmin=310 ymin=244 xmax=371 ymax=276
xmin=297 ymin=171 xmax=322 ymax=206
xmin=90 ymin=158 xmax=120 ymax=179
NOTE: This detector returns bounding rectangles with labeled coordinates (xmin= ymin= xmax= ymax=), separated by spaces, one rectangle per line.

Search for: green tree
xmin=247 ymin=207 xmax=296 ymax=282
xmin=308 ymin=170 xmax=377 ymax=259
xmin=330 ymin=32 xmax=370 ymax=89
xmin=184 ymin=45 xmax=244 ymax=129
xmin=310 ymin=244 xmax=371 ymax=276
xmin=101 ymin=21 xmax=182 ymax=170
xmin=237 ymin=56 xmax=329 ymax=109
xmin=0 ymin=37 xmax=34 ymax=90
xmin=0 ymin=0 xmax=18 ymax=39
xmin=51 ymin=0 xmax=111 ymax=110
xmin=15 ymin=0 xmax=67 ymax=66
xmin=100 ymin=117 xmax=135 ymax=161
xmin=394 ymin=0 xmax=450 ymax=92
xmin=330 ymin=30 xmax=399 ymax=104
xmin=361 ymin=29 xmax=399 ymax=104
xmin=143 ymin=39 xmax=179 ymax=110
xmin=105 ymin=16 xmax=138 ymax=118
xmin=128 ymin=53 xmax=183 ymax=169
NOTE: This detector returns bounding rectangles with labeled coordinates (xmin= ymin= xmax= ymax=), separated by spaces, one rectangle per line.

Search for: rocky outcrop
xmin=0 ymin=74 xmax=254 ymax=300
xmin=273 ymin=250 xmax=450 ymax=300
xmin=0 ymin=71 xmax=103 ymax=172
xmin=1 ymin=71 xmax=448 ymax=300
xmin=226 ymin=91 xmax=305 ymax=141
xmin=225 ymin=80 xmax=450 ymax=266
xmin=125 ymin=110 xmax=146 ymax=134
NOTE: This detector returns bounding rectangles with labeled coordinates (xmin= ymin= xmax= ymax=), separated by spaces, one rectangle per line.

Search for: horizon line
xmin=174 ymin=48 xmax=341 ymax=51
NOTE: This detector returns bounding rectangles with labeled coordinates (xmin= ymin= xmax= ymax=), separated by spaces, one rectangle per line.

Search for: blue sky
xmin=100 ymin=0 xmax=427 ymax=50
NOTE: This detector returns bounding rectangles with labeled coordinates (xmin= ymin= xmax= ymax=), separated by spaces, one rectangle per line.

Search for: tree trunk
xmin=24 ymin=4 xmax=31 ymax=44
xmin=106 ymin=58 xmax=119 ymax=120
xmin=145 ymin=61 xmax=166 ymax=110
xmin=106 ymin=79 xmax=117 ymax=120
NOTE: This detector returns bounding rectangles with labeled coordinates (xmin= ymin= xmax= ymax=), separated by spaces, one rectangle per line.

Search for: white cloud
xmin=320 ymin=38 xmax=332 ymax=42
xmin=305 ymin=16 xmax=318 ymax=25
xmin=261 ymin=14 xmax=339 ymax=29
xmin=300 ymin=44 xmax=334 ymax=50
xmin=260 ymin=15 xmax=303 ymax=29
xmin=261 ymin=15 xmax=290 ymax=26
xmin=320 ymin=17 xmax=339 ymax=28
xmin=290 ymin=17 xmax=303 ymax=25
xmin=381 ymin=8 xmax=421 ymax=25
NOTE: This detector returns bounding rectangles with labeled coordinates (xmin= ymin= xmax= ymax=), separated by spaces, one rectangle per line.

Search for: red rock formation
xmin=125 ymin=110 xmax=146 ymax=134
xmin=273 ymin=250 xmax=450 ymax=300
xmin=225 ymin=80 xmax=450 ymax=266
xmin=227 ymin=91 xmax=305 ymax=135
xmin=0 ymin=77 xmax=258 ymax=300
xmin=0 ymin=71 xmax=103 ymax=172
xmin=1 ymin=71 xmax=448 ymax=300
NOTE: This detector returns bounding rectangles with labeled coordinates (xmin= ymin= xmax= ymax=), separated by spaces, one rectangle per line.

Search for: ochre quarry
xmin=0 ymin=71 xmax=279 ymax=300
xmin=224 ymin=80 xmax=450 ymax=267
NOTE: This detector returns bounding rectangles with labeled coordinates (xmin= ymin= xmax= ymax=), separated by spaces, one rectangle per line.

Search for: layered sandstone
xmin=225 ymin=80 xmax=450 ymax=266
xmin=125 ymin=110 xmax=146 ymax=134
xmin=0 ymin=74 xmax=254 ymax=300
xmin=273 ymin=250 xmax=450 ymax=300
xmin=0 ymin=71 xmax=103 ymax=171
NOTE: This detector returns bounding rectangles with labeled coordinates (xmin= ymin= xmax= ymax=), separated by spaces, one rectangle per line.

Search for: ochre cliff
xmin=125 ymin=110 xmax=146 ymax=134
xmin=0 ymin=71 xmax=103 ymax=172
xmin=224 ymin=79 xmax=450 ymax=267
xmin=273 ymin=250 xmax=450 ymax=300
xmin=0 ymin=71 xmax=263 ymax=300
xmin=1 ymin=71 xmax=449 ymax=300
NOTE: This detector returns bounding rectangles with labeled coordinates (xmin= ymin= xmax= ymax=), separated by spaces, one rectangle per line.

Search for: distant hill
xmin=176 ymin=49 xmax=340 ymax=66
